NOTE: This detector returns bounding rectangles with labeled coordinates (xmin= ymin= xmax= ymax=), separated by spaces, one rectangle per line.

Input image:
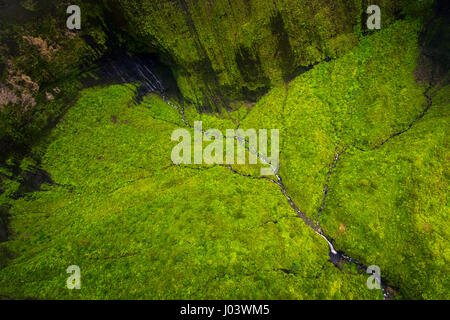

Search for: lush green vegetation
xmin=238 ymin=19 xmax=428 ymax=218
xmin=0 ymin=84 xmax=381 ymax=299
xmin=321 ymin=84 xmax=449 ymax=299
xmin=0 ymin=1 xmax=448 ymax=300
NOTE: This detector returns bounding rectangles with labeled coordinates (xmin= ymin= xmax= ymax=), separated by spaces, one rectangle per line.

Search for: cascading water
xmin=89 ymin=54 xmax=167 ymax=101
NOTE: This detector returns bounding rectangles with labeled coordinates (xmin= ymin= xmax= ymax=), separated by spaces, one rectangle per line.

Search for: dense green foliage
xmin=0 ymin=16 xmax=448 ymax=299
xmin=321 ymin=85 xmax=449 ymax=299
xmin=236 ymin=19 xmax=449 ymax=299
xmin=0 ymin=1 xmax=448 ymax=300
xmin=237 ymin=19 xmax=427 ymax=217
xmin=0 ymin=84 xmax=381 ymax=299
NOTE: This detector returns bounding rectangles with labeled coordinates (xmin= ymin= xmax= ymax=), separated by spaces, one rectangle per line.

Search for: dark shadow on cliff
xmin=416 ymin=0 xmax=450 ymax=86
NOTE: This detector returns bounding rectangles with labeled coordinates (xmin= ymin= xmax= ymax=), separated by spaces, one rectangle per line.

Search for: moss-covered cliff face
xmin=0 ymin=0 xmax=424 ymax=153
xmin=111 ymin=0 xmax=412 ymax=110
xmin=0 ymin=0 xmax=113 ymax=161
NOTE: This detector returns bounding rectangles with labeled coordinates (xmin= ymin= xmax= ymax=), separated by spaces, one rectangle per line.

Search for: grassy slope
xmin=0 ymin=18 xmax=447 ymax=299
xmin=321 ymin=85 xmax=449 ymax=299
xmin=0 ymin=85 xmax=378 ymax=299
xmin=239 ymin=20 xmax=426 ymax=219
xmin=212 ymin=18 xmax=449 ymax=299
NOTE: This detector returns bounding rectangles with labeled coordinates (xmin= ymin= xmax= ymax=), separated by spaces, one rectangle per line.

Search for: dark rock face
xmin=328 ymin=250 xmax=342 ymax=268
xmin=20 ymin=169 xmax=54 ymax=193
xmin=0 ymin=206 xmax=9 ymax=243
xmin=418 ymin=0 xmax=450 ymax=84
